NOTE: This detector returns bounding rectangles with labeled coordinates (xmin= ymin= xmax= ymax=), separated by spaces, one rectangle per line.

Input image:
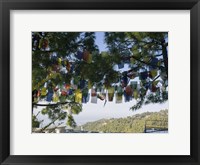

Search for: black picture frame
xmin=0 ymin=0 xmax=199 ymax=164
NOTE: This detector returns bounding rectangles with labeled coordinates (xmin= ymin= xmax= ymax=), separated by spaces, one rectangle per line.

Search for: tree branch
xmin=33 ymin=101 xmax=79 ymax=107
xmin=39 ymin=114 xmax=65 ymax=133
xmin=122 ymin=55 xmax=164 ymax=70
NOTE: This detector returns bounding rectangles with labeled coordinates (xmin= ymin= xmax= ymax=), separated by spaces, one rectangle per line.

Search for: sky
xmin=95 ymin=32 xmax=108 ymax=52
xmin=34 ymin=32 xmax=168 ymax=127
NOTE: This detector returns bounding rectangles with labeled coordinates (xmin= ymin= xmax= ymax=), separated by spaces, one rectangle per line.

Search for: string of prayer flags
xmin=75 ymin=89 xmax=82 ymax=104
xmin=108 ymin=87 xmax=115 ymax=101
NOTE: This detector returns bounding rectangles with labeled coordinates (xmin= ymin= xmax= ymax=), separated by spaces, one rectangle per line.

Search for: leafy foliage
xmin=104 ymin=32 xmax=168 ymax=110
xmin=32 ymin=32 xmax=168 ymax=130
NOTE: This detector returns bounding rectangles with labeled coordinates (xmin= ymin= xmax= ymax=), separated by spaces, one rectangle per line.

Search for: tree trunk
xmin=162 ymin=41 xmax=168 ymax=78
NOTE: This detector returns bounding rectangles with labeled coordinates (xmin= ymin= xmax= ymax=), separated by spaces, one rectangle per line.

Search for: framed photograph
xmin=0 ymin=0 xmax=199 ymax=164
xmin=31 ymin=31 xmax=169 ymax=134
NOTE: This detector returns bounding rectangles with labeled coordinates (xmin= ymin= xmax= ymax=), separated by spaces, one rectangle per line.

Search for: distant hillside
xmin=77 ymin=110 xmax=168 ymax=133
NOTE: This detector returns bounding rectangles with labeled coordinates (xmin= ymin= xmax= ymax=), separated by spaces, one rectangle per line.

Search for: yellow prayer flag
xmin=75 ymin=89 xmax=82 ymax=104
xmin=53 ymin=93 xmax=59 ymax=102
xmin=41 ymin=87 xmax=47 ymax=96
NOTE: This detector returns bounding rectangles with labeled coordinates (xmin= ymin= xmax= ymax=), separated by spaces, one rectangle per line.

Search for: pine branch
xmin=39 ymin=115 xmax=64 ymax=133
xmin=130 ymin=75 xmax=161 ymax=111
xmin=48 ymin=122 xmax=64 ymax=133
xmin=122 ymin=55 xmax=164 ymax=70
